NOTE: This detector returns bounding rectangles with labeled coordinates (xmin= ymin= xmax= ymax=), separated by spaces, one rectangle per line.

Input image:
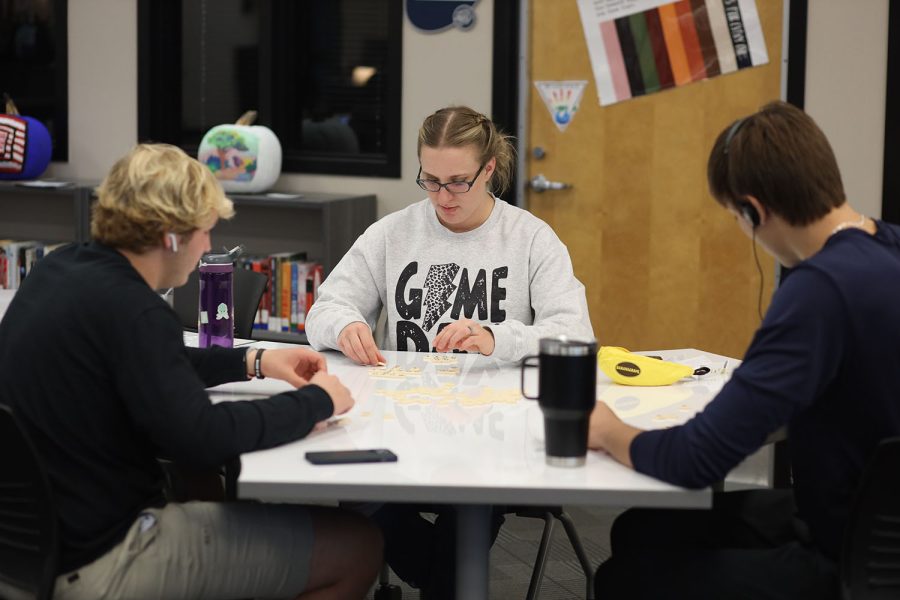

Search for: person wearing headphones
xmin=0 ymin=144 xmax=382 ymax=599
xmin=587 ymin=100 xmax=900 ymax=598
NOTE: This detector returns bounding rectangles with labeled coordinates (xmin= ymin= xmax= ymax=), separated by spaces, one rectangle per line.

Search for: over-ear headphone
xmin=167 ymin=232 xmax=179 ymax=253
xmin=723 ymin=118 xmax=746 ymax=155
xmin=740 ymin=202 xmax=760 ymax=229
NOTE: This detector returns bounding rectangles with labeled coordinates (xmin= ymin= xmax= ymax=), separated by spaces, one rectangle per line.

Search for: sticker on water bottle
xmin=200 ymin=311 xmax=208 ymax=324
xmin=215 ymin=303 xmax=230 ymax=321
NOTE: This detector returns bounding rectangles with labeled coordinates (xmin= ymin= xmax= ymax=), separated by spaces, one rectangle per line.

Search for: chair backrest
xmin=173 ymin=268 xmax=269 ymax=340
xmin=0 ymin=404 xmax=58 ymax=600
xmin=172 ymin=269 xmax=201 ymax=332
xmin=841 ymin=436 xmax=900 ymax=600
xmin=233 ymin=268 xmax=269 ymax=339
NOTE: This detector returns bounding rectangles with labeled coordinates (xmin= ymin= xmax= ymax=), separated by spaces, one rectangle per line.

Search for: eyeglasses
xmin=416 ymin=163 xmax=485 ymax=194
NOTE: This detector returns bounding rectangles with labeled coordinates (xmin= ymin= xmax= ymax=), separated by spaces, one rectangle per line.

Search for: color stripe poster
xmin=576 ymin=0 xmax=768 ymax=106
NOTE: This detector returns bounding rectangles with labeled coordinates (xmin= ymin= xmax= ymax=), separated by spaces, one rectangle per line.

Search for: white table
xmin=208 ymin=346 xmax=735 ymax=600
xmin=0 ymin=289 xmax=14 ymax=322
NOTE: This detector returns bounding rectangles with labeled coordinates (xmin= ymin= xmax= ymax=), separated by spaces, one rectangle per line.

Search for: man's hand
xmin=588 ymin=401 xmax=641 ymax=469
xmin=337 ymin=322 xmax=386 ymax=366
xmin=309 ymin=371 xmax=354 ymax=415
xmin=433 ymin=319 xmax=495 ymax=356
xmin=247 ymin=347 xmax=326 ymax=387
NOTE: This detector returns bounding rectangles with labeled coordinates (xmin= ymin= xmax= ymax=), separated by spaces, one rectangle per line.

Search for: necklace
xmin=829 ymin=214 xmax=868 ymax=236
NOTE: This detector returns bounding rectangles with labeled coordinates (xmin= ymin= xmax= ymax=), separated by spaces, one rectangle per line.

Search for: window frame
xmin=883 ymin=2 xmax=900 ymax=225
xmin=0 ymin=0 xmax=68 ymax=162
xmin=137 ymin=0 xmax=402 ymax=178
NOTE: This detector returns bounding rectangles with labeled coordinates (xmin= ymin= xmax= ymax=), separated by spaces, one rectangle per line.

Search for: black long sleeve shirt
xmin=0 ymin=242 xmax=333 ymax=572
xmin=631 ymin=222 xmax=900 ymax=559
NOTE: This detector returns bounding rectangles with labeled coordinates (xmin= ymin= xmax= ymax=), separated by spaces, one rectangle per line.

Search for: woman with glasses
xmin=306 ymin=105 xmax=593 ymax=366
xmin=305 ymin=106 xmax=593 ymax=599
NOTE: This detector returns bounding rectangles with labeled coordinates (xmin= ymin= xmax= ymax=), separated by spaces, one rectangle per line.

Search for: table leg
xmin=456 ymin=504 xmax=491 ymax=600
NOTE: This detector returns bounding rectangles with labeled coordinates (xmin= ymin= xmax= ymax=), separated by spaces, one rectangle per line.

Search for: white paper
xmin=15 ymin=180 xmax=73 ymax=188
xmin=578 ymin=0 xmax=672 ymax=23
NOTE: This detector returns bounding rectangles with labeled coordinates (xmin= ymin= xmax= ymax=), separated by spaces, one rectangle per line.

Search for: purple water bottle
xmin=198 ymin=245 xmax=243 ymax=348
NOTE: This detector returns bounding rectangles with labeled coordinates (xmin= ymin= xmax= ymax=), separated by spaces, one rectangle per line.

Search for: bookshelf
xmin=205 ymin=191 xmax=376 ymax=344
xmin=215 ymin=192 xmax=376 ymax=276
xmin=0 ymin=181 xmax=94 ymax=244
xmin=0 ymin=183 xmax=377 ymax=345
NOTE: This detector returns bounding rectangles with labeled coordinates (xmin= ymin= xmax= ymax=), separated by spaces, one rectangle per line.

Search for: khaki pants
xmin=54 ymin=501 xmax=314 ymax=600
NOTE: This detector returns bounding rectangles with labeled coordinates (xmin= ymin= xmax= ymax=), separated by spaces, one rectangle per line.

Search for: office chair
xmin=373 ymin=505 xmax=594 ymax=600
xmin=841 ymin=436 xmax=900 ymax=600
xmin=173 ymin=267 xmax=269 ymax=339
xmin=0 ymin=403 xmax=59 ymax=600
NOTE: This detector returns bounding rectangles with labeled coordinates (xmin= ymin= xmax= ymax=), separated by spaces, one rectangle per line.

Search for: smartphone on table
xmin=305 ymin=448 xmax=398 ymax=465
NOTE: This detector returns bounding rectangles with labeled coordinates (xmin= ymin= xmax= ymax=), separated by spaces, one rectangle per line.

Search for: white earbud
xmin=167 ymin=232 xmax=179 ymax=253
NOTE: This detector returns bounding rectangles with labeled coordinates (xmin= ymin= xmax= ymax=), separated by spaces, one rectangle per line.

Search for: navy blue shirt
xmin=631 ymin=221 xmax=900 ymax=559
xmin=0 ymin=242 xmax=333 ymax=572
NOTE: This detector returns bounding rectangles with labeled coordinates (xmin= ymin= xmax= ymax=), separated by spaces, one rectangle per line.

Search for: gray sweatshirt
xmin=305 ymin=197 xmax=594 ymax=362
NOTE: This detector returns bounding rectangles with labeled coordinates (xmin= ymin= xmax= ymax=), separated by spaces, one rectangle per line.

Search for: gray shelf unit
xmin=205 ymin=191 xmax=377 ymax=345
xmin=216 ymin=192 xmax=375 ymax=276
xmin=0 ymin=183 xmax=374 ymax=345
xmin=0 ymin=181 xmax=94 ymax=245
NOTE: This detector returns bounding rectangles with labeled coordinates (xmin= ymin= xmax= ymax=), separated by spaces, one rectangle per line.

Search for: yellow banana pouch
xmin=597 ymin=346 xmax=710 ymax=386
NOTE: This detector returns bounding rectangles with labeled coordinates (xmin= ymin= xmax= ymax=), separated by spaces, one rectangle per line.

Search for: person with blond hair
xmin=0 ymin=143 xmax=382 ymax=599
xmin=305 ymin=107 xmax=593 ymax=598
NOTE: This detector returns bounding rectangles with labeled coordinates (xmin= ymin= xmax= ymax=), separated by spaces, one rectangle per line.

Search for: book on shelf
xmin=237 ymin=251 xmax=324 ymax=336
xmin=0 ymin=239 xmax=66 ymax=289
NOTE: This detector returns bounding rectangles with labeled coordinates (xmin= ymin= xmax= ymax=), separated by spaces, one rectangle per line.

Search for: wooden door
xmin=525 ymin=0 xmax=782 ymax=358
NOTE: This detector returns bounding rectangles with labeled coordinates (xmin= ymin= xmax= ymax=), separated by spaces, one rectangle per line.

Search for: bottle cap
xmin=201 ymin=244 xmax=244 ymax=265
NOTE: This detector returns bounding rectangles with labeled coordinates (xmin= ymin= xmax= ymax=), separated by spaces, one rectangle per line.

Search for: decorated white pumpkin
xmin=198 ymin=111 xmax=282 ymax=193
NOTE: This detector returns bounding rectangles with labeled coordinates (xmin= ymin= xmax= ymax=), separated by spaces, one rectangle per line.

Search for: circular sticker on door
xmin=407 ymin=0 xmax=479 ymax=32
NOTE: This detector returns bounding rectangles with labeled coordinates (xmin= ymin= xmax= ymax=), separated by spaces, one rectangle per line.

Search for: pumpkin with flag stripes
xmin=0 ymin=94 xmax=52 ymax=180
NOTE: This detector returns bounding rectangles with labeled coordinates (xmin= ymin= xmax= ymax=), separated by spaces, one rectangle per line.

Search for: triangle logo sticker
xmin=534 ymin=80 xmax=588 ymax=132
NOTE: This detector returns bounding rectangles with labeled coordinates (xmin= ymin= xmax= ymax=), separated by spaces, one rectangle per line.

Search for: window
xmin=0 ymin=0 xmax=68 ymax=161
xmin=138 ymin=0 xmax=401 ymax=177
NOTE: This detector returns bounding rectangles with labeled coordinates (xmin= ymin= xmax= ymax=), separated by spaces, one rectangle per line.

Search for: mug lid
xmin=539 ymin=336 xmax=598 ymax=356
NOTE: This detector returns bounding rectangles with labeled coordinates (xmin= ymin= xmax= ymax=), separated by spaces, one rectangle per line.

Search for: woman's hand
xmin=433 ymin=319 xmax=495 ymax=356
xmin=337 ymin=321 xmax=387 ymax=366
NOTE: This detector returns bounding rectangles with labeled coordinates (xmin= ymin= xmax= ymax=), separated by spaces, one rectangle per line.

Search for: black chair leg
xmin=525 ymin=512 xmax=556 ymax=600
xmin=556 ymin=511 xmax=595 ymax=600
xmin=374 ymin=562 xmax=402 ymax=600
xmin=224 ymin=457 xmax=241 ymax=501
xmin=517 ymin=506 xmax=595 ymax=600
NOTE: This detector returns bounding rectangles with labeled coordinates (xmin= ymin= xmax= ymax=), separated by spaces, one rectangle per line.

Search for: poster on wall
xmin=576 ymin=0 xmax=769 ymax=106
xmin=534 ymin=81 xmax=588 ymax=132
xmin=407 ymin=0 xmax=480 ymax=32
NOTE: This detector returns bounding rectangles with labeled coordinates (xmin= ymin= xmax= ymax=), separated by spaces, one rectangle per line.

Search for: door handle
xmin=529 ymin=174 xmax=572 ymax=193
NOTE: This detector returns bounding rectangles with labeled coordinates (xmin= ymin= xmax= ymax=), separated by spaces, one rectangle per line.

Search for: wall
xmin=804 ymin=0 xmax=888 ymax=219
xmin=51 ymin=0 xmax=138 ymax=182
xmin=50 ymin=0 xmax=887 ymax=219
xmin=49 ymin=0 xmax=494 ymax=218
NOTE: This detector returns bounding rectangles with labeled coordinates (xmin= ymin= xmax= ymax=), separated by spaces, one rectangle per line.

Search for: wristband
xmin=254 ymin=348 xmax=266 ymax=379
